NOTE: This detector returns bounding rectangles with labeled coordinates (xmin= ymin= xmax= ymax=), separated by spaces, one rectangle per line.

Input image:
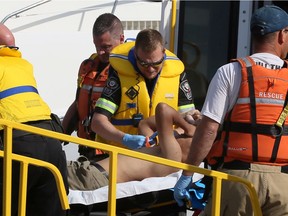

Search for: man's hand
xmin=184 ymin=109 xmax=202 ymax=126
xmin=174 ymin=174 xmax=193 ymax=206
xmin=122 ymin=134 xmax=146 ymax=149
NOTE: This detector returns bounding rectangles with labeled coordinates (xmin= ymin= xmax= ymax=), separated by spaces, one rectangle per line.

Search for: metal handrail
xmin=0 ymin=120 xmax=69 ymax=216
xmin=0 ymin=119 xmax=262 ymax=215
xmin=169 ymin=0 xmax=177 ymax=52
xmin=1 ymin=0 xmax=51 ymax=24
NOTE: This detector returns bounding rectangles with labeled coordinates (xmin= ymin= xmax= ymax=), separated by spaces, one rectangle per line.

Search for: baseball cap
xmin=250 ymin=5 xmax=288 ymax=36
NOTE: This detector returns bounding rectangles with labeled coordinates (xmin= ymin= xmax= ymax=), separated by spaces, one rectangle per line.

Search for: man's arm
xmin=173 ymin=116 xmax=219 ymax=206
xmin=91 ymin=112 xmax=125 ymax=144
xmin=182 ymin=116 xmax=219 ymax=175
xmin=138 ymin=116 xmax=156 ymax=137
xmin=62 ymin=100 xmax=78 ymax=135
xmin=91 ymin=112 xmax=146 ymax=149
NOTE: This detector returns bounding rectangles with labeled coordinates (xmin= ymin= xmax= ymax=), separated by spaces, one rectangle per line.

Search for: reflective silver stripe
xmin=81 ymin=84 xmax=104 ymax=93
xmin=242 ymin=57 xmax=252 ymax=67
xmin=110 ymin=54 xmax=128 ymax=60
xmin=236 ymin=97 xmax=285 ymax=105
xmin=166 ymin=55 xmax=179 ymax=61
xmin=81 ymin=84 xmax=92 ymax=90
xmin=179 ymin=104 xmax=195 ymax=113
xmin=92 ymin=86 xmax=104 ymax=92
xmin=96 ymin=98 xmax=118 ymax=113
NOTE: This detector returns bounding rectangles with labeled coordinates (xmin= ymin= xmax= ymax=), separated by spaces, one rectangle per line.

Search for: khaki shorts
xmin=67 ymin=160 xmax=109 ymax=191
xmin=200 ymin=163 xmax=288 ymax=216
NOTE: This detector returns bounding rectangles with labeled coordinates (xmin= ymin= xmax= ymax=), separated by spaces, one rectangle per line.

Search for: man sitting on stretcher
xmin=67 ymin=102 xmax=201 ymax=191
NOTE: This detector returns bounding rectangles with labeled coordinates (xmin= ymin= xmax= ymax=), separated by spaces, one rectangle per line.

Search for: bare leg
xmin=138 ymin=115 xmax=156 ymax=136
xmin=98 ymin=103 xmax=196 ymax=182
xmin=155 ymin=103 xmax=191 ymax=162
xmin=155 ymin=103 xmax=196 ymax=163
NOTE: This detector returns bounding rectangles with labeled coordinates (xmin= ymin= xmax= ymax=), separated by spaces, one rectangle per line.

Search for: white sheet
xmin=68 ymin=169 xmax=204 ymax=205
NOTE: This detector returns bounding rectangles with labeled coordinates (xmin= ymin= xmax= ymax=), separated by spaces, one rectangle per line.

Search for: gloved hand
xmin=173 ymin=174 xmax=193 ymax=207
xmin=122 ymin=134 xmax=146 ymax=149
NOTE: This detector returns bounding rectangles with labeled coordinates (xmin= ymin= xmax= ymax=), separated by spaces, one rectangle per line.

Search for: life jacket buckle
xmin=274 ymin=124 xmax=283 ymax=137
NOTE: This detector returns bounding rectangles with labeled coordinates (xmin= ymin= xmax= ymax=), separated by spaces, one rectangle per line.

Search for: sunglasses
xmin=0 ymin=45 xmax=19 ymax=50
xmin=135 ymin=54 xmax=164 ymax=68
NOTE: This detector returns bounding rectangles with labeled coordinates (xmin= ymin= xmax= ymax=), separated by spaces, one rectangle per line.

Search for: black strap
xmin=223 ymin=122 xmax=288 ymax=136
xmin=222 ymin=112 xmax=232 ymax=159
xmin=270 ymin=90 xmax=288 ymax=162
xmin=246 ymin=61 xmax=258 ymax=161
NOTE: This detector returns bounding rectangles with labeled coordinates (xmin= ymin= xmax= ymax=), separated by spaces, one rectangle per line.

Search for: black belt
xmin=222 ymin=160 xmax=288 ymax=174
xmin=12 ymin=120 xmax=53 ymax=137
xmin=24 ymin=119 xmax=52 ymax=128
xmin=90 ymin=161 xmax=109 ymax=179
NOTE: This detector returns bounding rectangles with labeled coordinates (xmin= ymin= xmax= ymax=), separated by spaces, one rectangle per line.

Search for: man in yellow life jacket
xmin=174 ymin=5 xmax=288 ymax=215
xmin=62 ymin=13 xmax=124 ymax=160
xmin=0 ymin=24 xmax=68 ymax=216
xmin=91 ymin=29 xmax=195 ymax=149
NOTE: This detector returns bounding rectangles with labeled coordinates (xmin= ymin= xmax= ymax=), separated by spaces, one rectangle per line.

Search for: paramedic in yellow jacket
xmin=62 ymin=13 xmax=124 ymax=160
xmin=91 ymin=29 xmax=195 ymax=149
xmin=0 ymin=24 xmax=68 ymax=216
xmin=174 ymin=5 xmax=288 ymax=215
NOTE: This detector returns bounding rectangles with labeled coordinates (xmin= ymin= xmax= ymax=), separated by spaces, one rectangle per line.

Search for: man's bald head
xmin=0 ymin=24 xmax=15 ymax=46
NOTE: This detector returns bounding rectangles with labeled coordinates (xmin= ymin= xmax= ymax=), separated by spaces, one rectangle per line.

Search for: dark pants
xmin=0 ymin=120 xmax=69 ymax=216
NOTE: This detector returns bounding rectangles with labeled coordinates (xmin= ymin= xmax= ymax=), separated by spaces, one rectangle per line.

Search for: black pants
xmin=0 ymin=121 xmax=69 ymax=216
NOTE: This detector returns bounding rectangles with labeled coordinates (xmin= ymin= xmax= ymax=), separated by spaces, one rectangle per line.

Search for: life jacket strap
xmin=223 ymin=122 xmax=288 ymax=136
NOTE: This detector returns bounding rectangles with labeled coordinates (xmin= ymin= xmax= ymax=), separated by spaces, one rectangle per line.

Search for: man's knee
xmin=156 ymin=103 xmax=170 ymax=116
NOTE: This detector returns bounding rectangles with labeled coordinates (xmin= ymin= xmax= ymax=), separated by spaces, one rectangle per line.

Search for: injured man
xmin=67 ymin=102 xmax=201 ymax=191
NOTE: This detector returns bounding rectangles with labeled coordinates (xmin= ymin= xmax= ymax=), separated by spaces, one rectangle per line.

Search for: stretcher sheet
xmin=68 ymin=167 xmax=204 ymax=205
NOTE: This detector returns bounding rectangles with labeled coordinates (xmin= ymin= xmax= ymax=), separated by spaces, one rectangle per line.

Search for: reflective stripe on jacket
xmin=207 ymin=56 xmax=288 ymax=166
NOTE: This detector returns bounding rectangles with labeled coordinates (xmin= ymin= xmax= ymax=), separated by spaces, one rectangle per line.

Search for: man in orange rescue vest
xmin=174 ymin=5 xmax=288 ymax=215
xmin=62 ymin=13 xmax=124 ymax=160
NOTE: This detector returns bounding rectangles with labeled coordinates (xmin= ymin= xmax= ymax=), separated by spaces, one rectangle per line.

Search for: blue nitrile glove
xmin=122 ymin=134 xmax=146 ymax=149
xmin=174 ymin=174 xmax=193 ymax=207
xmin=189 ymin=179 xmax=207 ymax=210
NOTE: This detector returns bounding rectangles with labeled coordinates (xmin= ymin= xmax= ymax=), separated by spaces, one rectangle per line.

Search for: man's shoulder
xmin=81 ymin=53 xmax=98 ymax=64
xmin=77 ymin=53 xmax=99 ymax=76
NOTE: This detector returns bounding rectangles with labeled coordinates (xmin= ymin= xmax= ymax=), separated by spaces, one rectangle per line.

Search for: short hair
xmin=135 ymin=29 xmax=164 ymax=53
xmin=92 ymin=13 xmax=123 ymax=39
xmin=251 ymin=30 xmax=278 ymax=45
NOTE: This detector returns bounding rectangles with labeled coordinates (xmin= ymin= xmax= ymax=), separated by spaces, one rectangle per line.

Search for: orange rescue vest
xmin=76 ymin=54 xmax=109 ymax=145
xmin=207 ymin=57 xmax=288 ymax=166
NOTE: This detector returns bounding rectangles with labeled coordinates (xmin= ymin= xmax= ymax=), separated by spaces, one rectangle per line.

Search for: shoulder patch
xmin=180 ymin=80 xmax=192 ymax=100
xmin=103 ymin=77 xmax=120 ymax=97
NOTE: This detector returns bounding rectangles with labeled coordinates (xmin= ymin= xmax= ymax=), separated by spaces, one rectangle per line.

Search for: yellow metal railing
xmin=169 ymin=0 xmax=177 ymax=53
xmin=0 ymin=119 xmax=69 ymax=216
xmin=1 ymin=119 xmax=262 ymax=216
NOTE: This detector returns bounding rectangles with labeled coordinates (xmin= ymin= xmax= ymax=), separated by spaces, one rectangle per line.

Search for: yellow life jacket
xmin=207 ymin=57 xmax=288 ymax=166
xmin=0 ymin=47 xmax=51 ymax=129
xmin=96 ymin=42 xmax=184 ymax=147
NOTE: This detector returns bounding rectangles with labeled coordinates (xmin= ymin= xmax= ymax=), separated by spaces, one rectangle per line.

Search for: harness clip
xmin=274 ymin=124 xmax=283 ymax=137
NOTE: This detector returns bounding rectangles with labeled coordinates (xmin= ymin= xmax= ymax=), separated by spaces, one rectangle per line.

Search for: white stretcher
xmin=68 ymin=169 xmax=204 ymax=215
